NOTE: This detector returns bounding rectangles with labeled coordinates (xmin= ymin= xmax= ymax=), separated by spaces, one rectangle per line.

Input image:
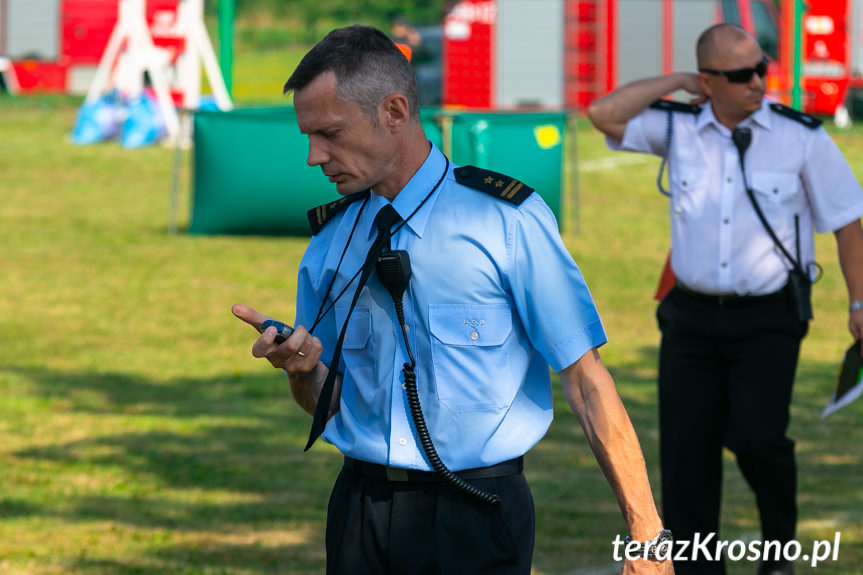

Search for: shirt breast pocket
xmin=750 ymin=171 xmax=800 ymax=205
xmin=750 ymin=171 xmax=802 ymax=228
xmin=429 ymin=304 xmax=517 ymax=413
xmin=670 ymin=166 xmax=708 ymax=218
xmin=334 ymin=306 xmax=375 ymax=372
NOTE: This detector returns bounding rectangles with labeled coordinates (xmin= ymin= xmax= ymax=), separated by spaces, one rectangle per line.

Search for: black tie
xmin=305 ymin=204 xmax=402 ymax=451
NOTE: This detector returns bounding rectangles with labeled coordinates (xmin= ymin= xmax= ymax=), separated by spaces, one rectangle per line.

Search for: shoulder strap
xmin=745 ymin=187 xmax=803 ymax=272
xmin=769 ymin=102 xmax=822 ymax=129
xmin=649 ymin=99 xmax=702 ymax=115
xmin=648 ymin=99 xmax=700 ymax=198
xmin=454 ymin=166 xmax=534 ymax=205
xmin=734 ymin=140 xmax=809 ymax=273
xmin=307 ymin=190 xmax=370 ymax=235
xmin=648 ymin=99 xmax=701 ymax=197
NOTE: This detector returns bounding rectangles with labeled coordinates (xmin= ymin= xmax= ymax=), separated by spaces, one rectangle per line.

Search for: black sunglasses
xmin=699 ymin=56 xmax=769 ymax=83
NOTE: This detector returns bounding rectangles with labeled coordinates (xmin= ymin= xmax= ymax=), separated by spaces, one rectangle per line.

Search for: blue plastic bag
xmin=71 ymin=92 xmax=122 ymax=145
xmin=121 ymin=91 xmax=167 ymax=149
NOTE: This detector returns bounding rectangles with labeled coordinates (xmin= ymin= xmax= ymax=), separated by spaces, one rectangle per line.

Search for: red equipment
xmin=800 ymin=0 xmax=852 ymax=116
xmin=442 ymin=0 xmax=863 ymax=119
xmin=2 ymin=0 xmax=179 ymax=94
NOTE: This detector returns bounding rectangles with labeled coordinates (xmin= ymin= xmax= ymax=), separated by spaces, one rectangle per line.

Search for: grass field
xmin=2 ymin=46 xmax=863 ymax=574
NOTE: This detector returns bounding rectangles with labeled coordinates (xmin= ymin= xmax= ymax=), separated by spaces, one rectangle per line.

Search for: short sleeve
xmin=296 ymin=235 xmax=339 ymax=369
xmin=506 ymin=196 xmax=607 ymax=372
xmin=801 ymin=128 xmax=863 ymax=233
xmin=608 ymin=106 xmax=670 ymax=157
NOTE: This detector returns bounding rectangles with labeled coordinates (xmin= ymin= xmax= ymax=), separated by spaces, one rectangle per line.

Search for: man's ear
xmin=380 ymin=93 xmax=411 ymax=132
xmin=697 ymin=73 xmax=713 ymax=99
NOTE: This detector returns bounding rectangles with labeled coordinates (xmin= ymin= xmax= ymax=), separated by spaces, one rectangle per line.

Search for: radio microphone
xmin=732 ymin=126 xmax=752 ymax=168
xmin=375 ymin=249 xmax=501 ymax=506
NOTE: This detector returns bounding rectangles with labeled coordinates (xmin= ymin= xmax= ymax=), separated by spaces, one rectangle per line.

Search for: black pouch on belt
xmin=787 ymin=267 xmax=813 ymax=323
xmin=744 ymin=184 xmax=814 ymax=324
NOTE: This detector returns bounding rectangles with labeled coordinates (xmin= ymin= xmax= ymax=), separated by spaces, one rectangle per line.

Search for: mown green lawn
xmin=1 ymin=53 xmax=862 ymax=575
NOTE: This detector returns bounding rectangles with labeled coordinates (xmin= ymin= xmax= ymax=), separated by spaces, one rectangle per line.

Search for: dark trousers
xmin=657 ymin=286 xmax=807 ymax=575
xmin=325 ymin=463 xmax=535 ymax=575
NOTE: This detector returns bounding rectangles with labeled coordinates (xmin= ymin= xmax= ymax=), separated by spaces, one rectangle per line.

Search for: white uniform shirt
xmin=610 ymin=98 xmax=863 ymax=296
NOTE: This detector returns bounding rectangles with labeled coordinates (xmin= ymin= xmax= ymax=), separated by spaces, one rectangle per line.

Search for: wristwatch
xmin=624 ymin=528 xmax=674 ymax=561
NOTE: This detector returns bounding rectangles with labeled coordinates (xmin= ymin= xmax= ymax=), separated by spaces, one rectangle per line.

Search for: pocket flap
xmin=751 ymin=171 xmax=799 ymax=202
xmin=334 ymin=306 xmax=371 ymax=349
xmin=670 ymin=165 xmax=707 ymax=192
xmin=429 ymin=304 xmax=512 ymax=347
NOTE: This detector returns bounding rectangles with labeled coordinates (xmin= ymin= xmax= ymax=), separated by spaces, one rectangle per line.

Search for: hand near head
xmin=679 ymin=72 xmax=708 ymax=106
xmin=588 ymin=72 xmax=708 ymax=142
xmin=231 ymin=303 xmax=323 ymax=376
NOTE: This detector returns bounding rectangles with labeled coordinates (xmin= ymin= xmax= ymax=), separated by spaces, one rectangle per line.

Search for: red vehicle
xmin=798 ymin=0 xmax=855 ymax=118
xmin=442 ymin=0 xmax=786 ymax=111
xmin=722 ymin=0 xmax=853 ymax=118
xmin=442 ymin=0 xmax=859 ymax=119
xmin=1 ymin=0 xmax=179 ymax=94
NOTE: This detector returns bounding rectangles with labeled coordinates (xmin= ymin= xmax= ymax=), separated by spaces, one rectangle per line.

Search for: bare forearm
xmin=561 ymin=352 xmax=664 ymax=541
xmin=587 ymin=73 xmax=702 ymax=141
xmin=580 ymin=390 xmax=661 ymax=537
xmin=288 ymin=362 xmax=341 ymax=418
xmin=836 ymin=220 xmax=863 ymax=299
xmin=835 ymin=219 xmax=863 ymax=339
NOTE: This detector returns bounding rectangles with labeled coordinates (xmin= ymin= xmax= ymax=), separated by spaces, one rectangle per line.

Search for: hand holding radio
xmin=231 ymin=303 xmax=321 ymax=373
xmin=261 ymin=319 xmax=294 ymax=344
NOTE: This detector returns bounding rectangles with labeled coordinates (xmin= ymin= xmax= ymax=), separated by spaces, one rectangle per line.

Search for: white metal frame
xmin=0 ymin=56 xmax=19 ymax=93
xmin=85 ymin=0 xmax=232 ymax=140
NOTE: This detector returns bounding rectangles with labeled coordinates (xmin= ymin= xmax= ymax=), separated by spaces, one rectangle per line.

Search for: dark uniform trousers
xmin=657 ymin=285 xmax=808 ymax=575
xmin=325 ymin=461 xmax=535 ymax=575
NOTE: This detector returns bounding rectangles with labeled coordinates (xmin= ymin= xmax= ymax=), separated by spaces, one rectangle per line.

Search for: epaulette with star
xmin=649 ymin=99 xmax=702 ymax=115
xmin=769 ymin=102 xmax=822 ymax=129
xmin=307 ymin=189 xmax=370 ymax=235
xmin=454 ymin=166 xmax=534 ymax=205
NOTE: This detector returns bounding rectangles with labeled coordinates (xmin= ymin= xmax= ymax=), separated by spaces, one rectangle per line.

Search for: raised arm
xmin=587 ymin=73 xmax=705 ymax=143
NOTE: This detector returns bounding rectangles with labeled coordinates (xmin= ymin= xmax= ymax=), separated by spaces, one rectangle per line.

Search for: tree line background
xmin=207 ymin=0 xmax=453 ymax=47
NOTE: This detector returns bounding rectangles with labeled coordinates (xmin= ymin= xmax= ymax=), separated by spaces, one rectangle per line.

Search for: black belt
xmin=675 ymin=282 xmax=787 ymax=306
xmin=343 ymin=456 xmax=524 ymax=483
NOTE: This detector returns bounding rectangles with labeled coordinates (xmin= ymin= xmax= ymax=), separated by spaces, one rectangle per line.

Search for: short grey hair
xmin=283 ymin=24 xmax=420 ymax=121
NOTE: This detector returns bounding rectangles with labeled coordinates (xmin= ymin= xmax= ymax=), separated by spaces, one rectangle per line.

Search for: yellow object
xmin=534 ymin=125 xmax=561 ymax=149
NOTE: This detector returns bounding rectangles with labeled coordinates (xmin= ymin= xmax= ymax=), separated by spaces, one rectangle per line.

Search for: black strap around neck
xmin=305 ymin=205 xmax=401 ymax=451
xmin=733 ymin=132 xmax=804 ymax=274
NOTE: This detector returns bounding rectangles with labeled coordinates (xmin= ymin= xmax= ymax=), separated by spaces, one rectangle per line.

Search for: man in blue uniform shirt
xmin=588 ymin=23 xmax=863 ymax=575
xmin=234 ymin=24 xmax=673 ymax=575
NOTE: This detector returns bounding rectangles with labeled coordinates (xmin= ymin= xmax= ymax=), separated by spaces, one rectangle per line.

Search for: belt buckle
xmin=385 ymin=466 xmax=409 ymax=482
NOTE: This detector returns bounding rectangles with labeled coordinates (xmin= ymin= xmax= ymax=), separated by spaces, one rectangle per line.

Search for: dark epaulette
xmin=649 ymin=99 xmax=702 ymax=115
xmin=454 ymin=165 xmax=534 ymax=206
xmin=307 ymin=190 xmax=370 ymax=235
xmin=769 ymin=102 xmax=822 ymax=129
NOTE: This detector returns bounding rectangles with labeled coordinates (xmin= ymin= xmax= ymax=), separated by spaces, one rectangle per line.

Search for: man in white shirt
xmin=588 ymin=22 xmax=863 ymax=575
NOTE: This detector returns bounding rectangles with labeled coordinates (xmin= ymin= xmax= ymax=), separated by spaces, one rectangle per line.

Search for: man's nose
xmin=307 ymin=136 xmax=329 ymax=167
xmin=750 ymin=70 xmax=766 ymax=90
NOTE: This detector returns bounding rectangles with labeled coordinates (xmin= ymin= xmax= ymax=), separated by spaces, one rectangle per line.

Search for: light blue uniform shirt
xmin=296 ymin=143 xmax=607 ymax=471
